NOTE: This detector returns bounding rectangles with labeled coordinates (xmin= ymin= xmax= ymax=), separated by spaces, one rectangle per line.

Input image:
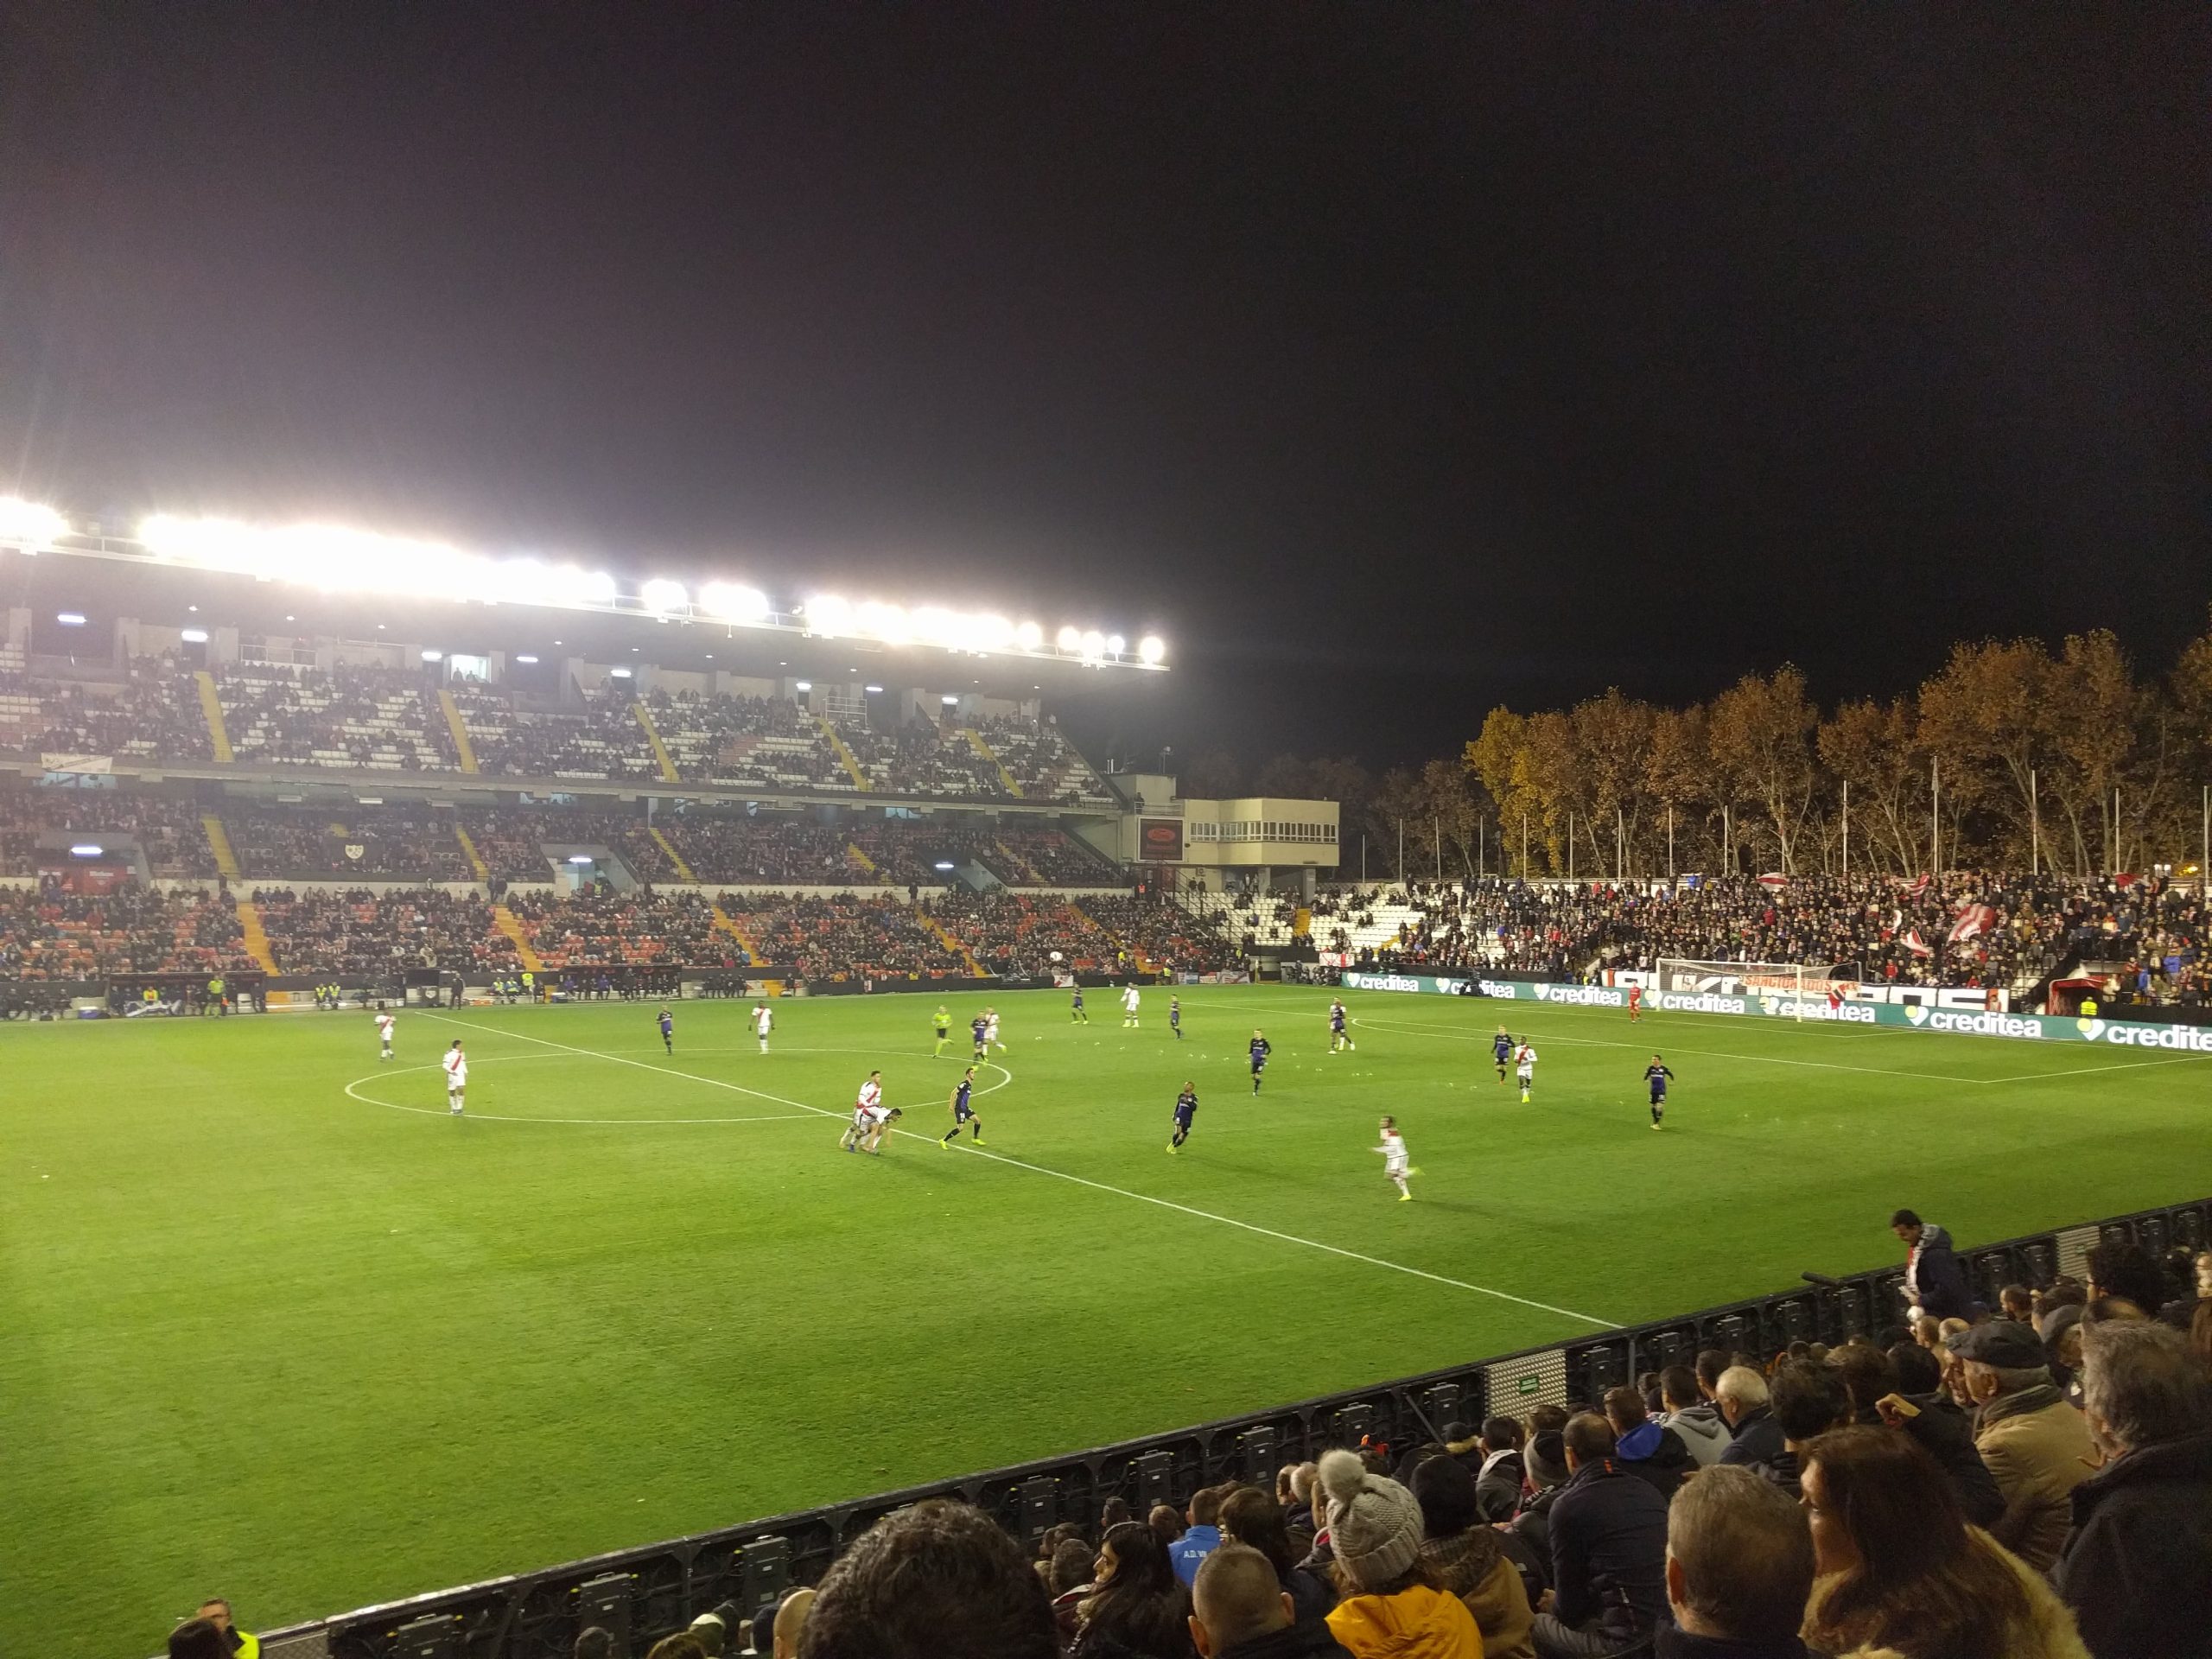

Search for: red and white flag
xmin=1948 ymin=903 xmax=1996 ymax=944
xmin=1904 ymin=929 xmax=1935 ymax=957
xmin=1909 ymin=873 xmax=1931 ymax=898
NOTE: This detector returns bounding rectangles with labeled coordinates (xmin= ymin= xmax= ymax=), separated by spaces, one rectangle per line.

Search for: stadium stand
xmin=1346 ymin=872 xmax=2209 ymax=1001
xmin=0 ymin=884 xmax=251 ymax=979
xmin=0 ymin=656 xmax=213 ymax=764
xmin=252 ymin=887 xmax=516 ymax=977
xmin=0 ymin=791 xmax=218 ymax=878
xmin=719 ymin=890 xmax=964 ymax=981
xmin=213 ymin=661 xmax=460 ymax=772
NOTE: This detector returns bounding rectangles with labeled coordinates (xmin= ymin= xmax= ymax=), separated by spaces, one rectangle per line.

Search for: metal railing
xmin=254 ymin=1194 xmax=2211 ymax=1659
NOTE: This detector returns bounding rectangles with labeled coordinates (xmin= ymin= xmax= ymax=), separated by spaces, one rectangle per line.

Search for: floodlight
xmin=181 ymin=628 xmax=209 ymax=644
xmin=56 ymin=612 xmax=86 ymax=626
xmin=1080 ymin=629 xmax=1105 ymax=658
xmin=640 ymin=578 xmax=688 ymax=615
xmin=864 ymin=684 xmax=883 ymax=694
xmin=70 ymin=843 xmax=102 ymax=858
xmin=1138 ymin=635 xmax=1165 ymax=664
xmin=609 ymin=667 xmax=632 ymax=679
xmin=700 ymin=582 xmax=770 ymax=623
xmin=933 ymin=861 xmax=956 ymax=871
xmin=0 ymin=497 xmax=67 ymax=542
xmin=858 ymin=601 xmax=911 ymax=642
xmin=568 ymin=854 xmax=593 ymax=865
xmin=515 ymin=654 xmax=538 ymax=664
xmin=794 ymin=680 xmax=812 ymax=691
xmin=806 ymin=594 xmax=854 ymax=637
xmin=421 ymin=650 xmax=443 ymax=663
xmin=941 ymin=694 xmax=960 ymax=705
xmin=1016 ymin=620 xmax=1044 ymax=650
xmin=1106 ymin=633 xmax=1126 ymax=656
xmin=1056 ymin=625 xmax=1081 ymax=650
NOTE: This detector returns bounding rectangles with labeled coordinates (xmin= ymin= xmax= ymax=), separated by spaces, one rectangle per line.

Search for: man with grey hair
xmin=1945 ymin=1320 xmax=2095 ymax=1572
xmin=1659 ymin=1465 xmax=1816 ymax=1658
xmin=2053 ymin=1319 xmax=2212 ymax=1659
xmin=1713 ymin=1366 xmax=1787 ymax=1473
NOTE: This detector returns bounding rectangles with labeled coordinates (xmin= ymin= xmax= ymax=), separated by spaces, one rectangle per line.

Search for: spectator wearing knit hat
xmin=1313 ymin=1449 xmax=1480 ymax=1658
xmin=1530 ymin=1414 xmax=1669 ymax=1659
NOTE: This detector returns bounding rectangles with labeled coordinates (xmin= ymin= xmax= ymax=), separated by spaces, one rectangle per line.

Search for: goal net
xmin=1652 ymin=958 xmax=1863 ymax=1020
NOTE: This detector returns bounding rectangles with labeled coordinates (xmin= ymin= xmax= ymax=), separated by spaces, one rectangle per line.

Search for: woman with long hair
xmin=1798 ymin=1427 xmax=2089 ymax=1659
xmin=1069 ymin=1520 xmax=1196 ymax=1659
xmin=1218 ymin=1484 xmax=1335 ymax=1624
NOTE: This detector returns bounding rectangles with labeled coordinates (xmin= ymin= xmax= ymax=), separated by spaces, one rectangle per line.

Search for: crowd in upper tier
xmin=162 ymin=1236 xmax=2212 ymax=1659
xmin=0 ymin=791 xmax=1124 ymax=888
xmin=0 ymin=657 xmax=1118 ymax=804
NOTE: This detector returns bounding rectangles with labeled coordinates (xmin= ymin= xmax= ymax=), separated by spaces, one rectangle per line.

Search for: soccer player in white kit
xmin=442 ymin=1039 xmax=467 ymax=1116
xmin=842 ymin=1071 xmax=885 ymax=1152
xmin=376 ymin=1011 xmax=396 ymax=1060
xmin=753 ymin=1001 xmax=773 ymax=1053
xmin=1122 ymin=984 xmax=1141 ymax=1027
xmin=1515 ymin=1041 xmax=1538 ymax=1103
xmin=1373 ymin=1115 xmax=1416 ymax=1201
xmin=983 ymin=1007 xmax=1003 ymax=1052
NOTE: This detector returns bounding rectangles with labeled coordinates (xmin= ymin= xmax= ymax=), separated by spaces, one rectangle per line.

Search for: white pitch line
xmin=1351 ymin=1013 xmax=2202 ymax=1087
xmin=417 ymin=1013 xmax=1613 ymax=1330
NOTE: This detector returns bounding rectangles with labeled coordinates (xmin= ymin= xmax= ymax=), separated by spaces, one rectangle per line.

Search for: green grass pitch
xmin=8 ymin=983 xmax=2210 ymax=1657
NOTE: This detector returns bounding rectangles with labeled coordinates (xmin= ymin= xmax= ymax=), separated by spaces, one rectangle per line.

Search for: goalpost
xmin=1652 ymin=958 xmax=1862 ymax=1020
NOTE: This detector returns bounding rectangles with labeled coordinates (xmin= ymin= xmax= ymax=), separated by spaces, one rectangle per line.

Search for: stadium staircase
xmin=632 ymin=702 xmax=682 ymax=785
xmin=817 ymin=717 xmax=871 ymax=791
xmin=991 ymin=837 xmax=1043 ymax=884
xmin=453 ymin=824 xmax=491 ymax=880
xmin=710 ymin=903 xmax=763 ymax=959
xmin=232 ymin=899 xmax=277 ymax=973
xmin=1294 ymin=906 xmax=1313 ymax=937
xmin=436 ymin=689 xmax=480 ymax=772
xmin=919 ymin=904 xmax=986 ymax=976
xmin=846 ymin=840 xmax=878 ymax=877
xmin=963 ymin=728 xmax=1023 ymax=797
xmin=194 ymin=671 xmax=234 ymax=763
xmin=491 ymin=906 xmax=545 ymax=973
xmin=200 ymin=814 xmax=241 ymax=880
xmin=1069 ymin=896 xmax=1152 ymax=972
xmin=647 ymin=824 xmax=697 ymax=882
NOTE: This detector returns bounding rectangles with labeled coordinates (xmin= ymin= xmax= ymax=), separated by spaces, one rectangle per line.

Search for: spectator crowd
xmin=173 ymin=1225 xmax=2212 ymax=1658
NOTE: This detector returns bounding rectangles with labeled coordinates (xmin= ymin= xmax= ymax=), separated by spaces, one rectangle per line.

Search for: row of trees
xmin=1188 ymin=612 xmax=2212 ymax=880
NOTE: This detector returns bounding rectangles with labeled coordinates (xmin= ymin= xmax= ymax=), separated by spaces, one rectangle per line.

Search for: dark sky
xmin=3 ymin=5 xmax=2207 ymax=771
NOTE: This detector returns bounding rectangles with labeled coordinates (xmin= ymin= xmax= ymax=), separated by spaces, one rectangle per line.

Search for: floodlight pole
xmin=1478 ymin=817 xmax=1485 ymax=880
xmin=1841 ymin=779 xmax=1850 ymax=880
xmin=1568 ymin=812 xmax=1575 ymax=881
xmin=1668 ymin=804 xmax=1675 ymax=880
xmin=1521 ymin=814 xmax=1529 ymax=879
xmin=1930 ymin=757 xmax=1940 ymax=876
xmin=2031 ymin=767 xmax=2039 ymax=875
xmin=1434 ymin=816 xmax=1441 ymax=880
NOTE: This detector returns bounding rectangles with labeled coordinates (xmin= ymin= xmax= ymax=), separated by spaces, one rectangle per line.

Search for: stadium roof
xmin=1 ymin=505 xmax=1166 ymax=696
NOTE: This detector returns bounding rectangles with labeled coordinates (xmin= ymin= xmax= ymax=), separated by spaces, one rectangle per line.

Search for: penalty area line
xmin=419 ymin=1013 xmax=1613 ymax=1332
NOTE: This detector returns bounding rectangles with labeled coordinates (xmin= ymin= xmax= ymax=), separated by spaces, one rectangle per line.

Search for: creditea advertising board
xmin=1333 ymin=969 xmax=2212 ymax=1051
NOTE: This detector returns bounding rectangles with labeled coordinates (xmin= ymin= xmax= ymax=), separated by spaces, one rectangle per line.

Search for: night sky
xmin=3 ymin=6 xmax=2206 ymax=769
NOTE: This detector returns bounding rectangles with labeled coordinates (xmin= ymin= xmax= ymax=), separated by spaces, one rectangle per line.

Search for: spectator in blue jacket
xmin=1171 ymin=1485 xmax=1227 ymax=1587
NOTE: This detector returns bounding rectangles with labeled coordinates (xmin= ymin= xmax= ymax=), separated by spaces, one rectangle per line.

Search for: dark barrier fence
xmin=245 ymin=1193 xmax=2212 ymax=1659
